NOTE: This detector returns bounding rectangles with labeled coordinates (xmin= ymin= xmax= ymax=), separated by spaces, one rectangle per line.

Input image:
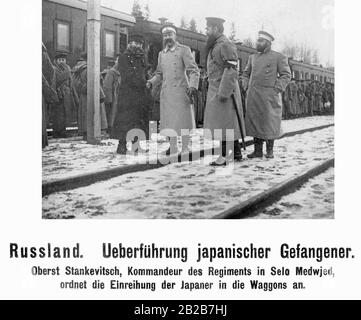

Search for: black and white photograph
xmin=3 ymin=0 xmax=361 ymax=304
xmin=41 ymin=0 xmax=335 ymax=219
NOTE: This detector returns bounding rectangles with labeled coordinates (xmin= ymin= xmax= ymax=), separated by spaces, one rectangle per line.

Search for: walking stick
xmin=231 ymin=94 xmax=246 ymax=150
xmin=189 ymin=94 xmax=196 ymax=130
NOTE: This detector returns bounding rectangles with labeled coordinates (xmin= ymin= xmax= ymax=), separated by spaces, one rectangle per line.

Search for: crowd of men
xmin=42 ymin=16 xmax=334 ymax=166
xmin=282 ymin=78 xmax=334 ymax=119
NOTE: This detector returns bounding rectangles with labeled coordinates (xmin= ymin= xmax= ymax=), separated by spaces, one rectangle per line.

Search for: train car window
xmin=105 ymin=31 xmax=115 ymax=58
xmin=119 ymin=32 xmax=128 ymax=53
xmin=56 ymin=21 xmax=70 ymax=52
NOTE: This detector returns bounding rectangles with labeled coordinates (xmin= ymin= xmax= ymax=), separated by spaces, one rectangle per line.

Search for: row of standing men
xmin=282 ymin=79 xmax=334 ymax=119
xmin=42 ymin=18 xmax=334 ymax=166
xmin=42 ymin=48 xmax=334 ymax=146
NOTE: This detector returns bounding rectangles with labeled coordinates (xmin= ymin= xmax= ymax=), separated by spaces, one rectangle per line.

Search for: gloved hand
xmin=59 ymin=61 xmax=71 ymax=72
xmin=146 ymin=81 xmax=152 ymax=89
xmin=186 ymin=87 xmax=197 ymax=100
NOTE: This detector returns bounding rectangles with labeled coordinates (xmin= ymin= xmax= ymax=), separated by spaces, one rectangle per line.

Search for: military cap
xmin=258 ymin=30 xmax=275 ymax=42
xmin=130 ymin=33 xmax=144 ymax=43
xmin=160 ymin=23 xmax=177 ymax=34
xmin=54 ymin=51 xmax=68 ymax=59
xmin=206 ymin=17 xmax=225 ymax=26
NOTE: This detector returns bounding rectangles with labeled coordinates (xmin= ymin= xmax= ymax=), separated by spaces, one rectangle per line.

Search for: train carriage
xmin=42 ymin=0 xmax=334 ymax=131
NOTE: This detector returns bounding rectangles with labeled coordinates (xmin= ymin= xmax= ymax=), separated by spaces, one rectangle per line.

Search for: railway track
xmin=43 ymin=123 xmax=334 ymax=220
xmin=42 ymin=123 xmax=334 ymax=197
xmin=213 ymin=158 xmax=334 ymax=219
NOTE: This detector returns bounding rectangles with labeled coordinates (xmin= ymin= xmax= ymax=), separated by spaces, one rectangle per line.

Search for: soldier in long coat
xmin=51 ymin=52 xmax=76 ymax=138
xmin=282 ymin=84 xmax=292 ymax=119
xmin=289 ymin=79 xmax=300 ymax=116
xmin=42 ymin=43 xmax=58 ymax=148
xmin=305 ymin=80 xmax=314 ymax=116
xmin=103 ymin=60 xmax=121 ymax=131
xmin=297 ymin=80 xmax=307 ymax=115
xmin=203 ymin=17 xmax=246 ymax=166
xmin=72 ymin=53 xmax=108 ymax=139
xmin=147 ymin=24 xmax=200 ymax=154
xmin=111 ymin=42 xmax=152 ymax=154
xmin=196 ymin=66 xmax=208 ymax=126
xmin=242 ymin=31 xmax=291 ymax=159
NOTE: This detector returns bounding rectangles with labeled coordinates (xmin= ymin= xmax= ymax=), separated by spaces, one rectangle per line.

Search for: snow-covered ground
xmin=42 ymin=116 xmax=334 ymax=183
xmin=43 ymin=125 xmax=334 ymax=219
xmin=251 ymin=168 xmax=334 ymax=219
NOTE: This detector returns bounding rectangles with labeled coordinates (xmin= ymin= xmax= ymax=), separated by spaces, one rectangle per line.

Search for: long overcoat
xmin=111 ymin=52 xmax=151 ymax=141
xmin=72 ymin=61 xmax=108 ymax=134
xmin=42 ymin=47 xmax=58 ymax=148
xmin=242 ymin=48 xmax=291 ymax=140
xmin=52 ymin=63 xmax=77 ymax=134
xmin=203 ymin=34 xmax=246 ymax=141
xmin=149 ymin=43 xmax=200 ymax=135
xmin=103 ymin=66 xmax=121 ymax=128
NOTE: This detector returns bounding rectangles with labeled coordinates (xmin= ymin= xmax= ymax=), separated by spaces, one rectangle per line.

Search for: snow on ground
xmin=42 ymin=128 xmax=217 ymax=183
xmin=251 ymin=168 xmax=334 ymax=219
xmin=42 ymin=126 xmax=334 ymax=219
xmin=42 ymin=116 xmax=334 ymax=183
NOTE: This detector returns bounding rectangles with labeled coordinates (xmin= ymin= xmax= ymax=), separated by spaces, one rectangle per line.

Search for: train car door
xmin=119 ymin=27 xmax=128 ymax=53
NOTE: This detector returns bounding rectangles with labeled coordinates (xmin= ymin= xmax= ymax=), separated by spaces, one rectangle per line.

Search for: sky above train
xmin=100 ymin=0 xmax=334 ymax=66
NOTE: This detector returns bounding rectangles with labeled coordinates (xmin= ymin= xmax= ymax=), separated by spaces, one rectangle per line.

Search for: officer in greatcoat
xmin=242 ymin=31 xmax=291 ymax=159
xmin=42 ymin=43 xmax=58 ymax=148
xmin=111 ymin=42 xmax=151 ymax=154
xmin=147 ymin=24 xmax=200 ymax=154
xmin=52 ymin=52 xmax=76 ymax=138
xmin=103 ymin=58 xmax=121 ymax=131
xmin=203 ymin=17 xmax=246 ymax=166
xmin=72 ymin=53 xmax=108 ymax=139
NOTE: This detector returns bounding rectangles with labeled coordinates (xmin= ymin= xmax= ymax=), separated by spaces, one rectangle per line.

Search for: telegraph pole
xmin=86 ymin=0 xmax=101 ymax=144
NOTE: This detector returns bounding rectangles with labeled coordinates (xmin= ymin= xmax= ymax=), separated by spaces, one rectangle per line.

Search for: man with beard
xmin=112 ymin=42 xmax=151 ymax=154
xmin=242 ymin=31 xmax=291 ymax=159
xmin=52 ymin=52 xmax=75 ymax=138
xmin=203 ymin=17 xmax=246 ymax=166
xmin=147 ymin=24 xmax=199 ymax=155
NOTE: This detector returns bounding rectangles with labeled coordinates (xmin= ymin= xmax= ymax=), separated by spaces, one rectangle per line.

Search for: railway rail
xmin=42 ymin=123 xmax=334 ymax=197
xmin=43 ymin=121 xmax=334 ymax=220
xmin=213 ymin=158 xmax=334 ymax=219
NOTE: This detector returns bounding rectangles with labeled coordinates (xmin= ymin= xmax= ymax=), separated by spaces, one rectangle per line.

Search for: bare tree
xmin=326 ymin=61 xmax=334 ymax=69
xmin=144 ymin=4 xmax=150 ymax=20
xmin=281 ymin=42 xmax=314 ymax=64
xmin=180 ymin=16 xmax=187 ymax=29
xmin=281 ymin=44 xmax=298 ymax=59
xmin=229 ymin=22 xmax=237 ymax=42
xmin=131 ymin=0 xmax=143 ymax=17
xmin=312 ymin=50 xmax=320 ymax=64
xmin=189 ymin=18 xmax=197 ymax=32
xmin=243 ymin=37 xmax=255 ymax=48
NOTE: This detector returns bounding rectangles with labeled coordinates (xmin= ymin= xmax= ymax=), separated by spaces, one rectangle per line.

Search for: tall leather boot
xmin=266 ymin=140 xmax=274 ymax=159
xmin=116 ymin=140 xmax=127 ymax=155
xmin=234 ymin=140 xmax=243 ymax=161
xmin=247 ymin=138 xmax=263 ymax=159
